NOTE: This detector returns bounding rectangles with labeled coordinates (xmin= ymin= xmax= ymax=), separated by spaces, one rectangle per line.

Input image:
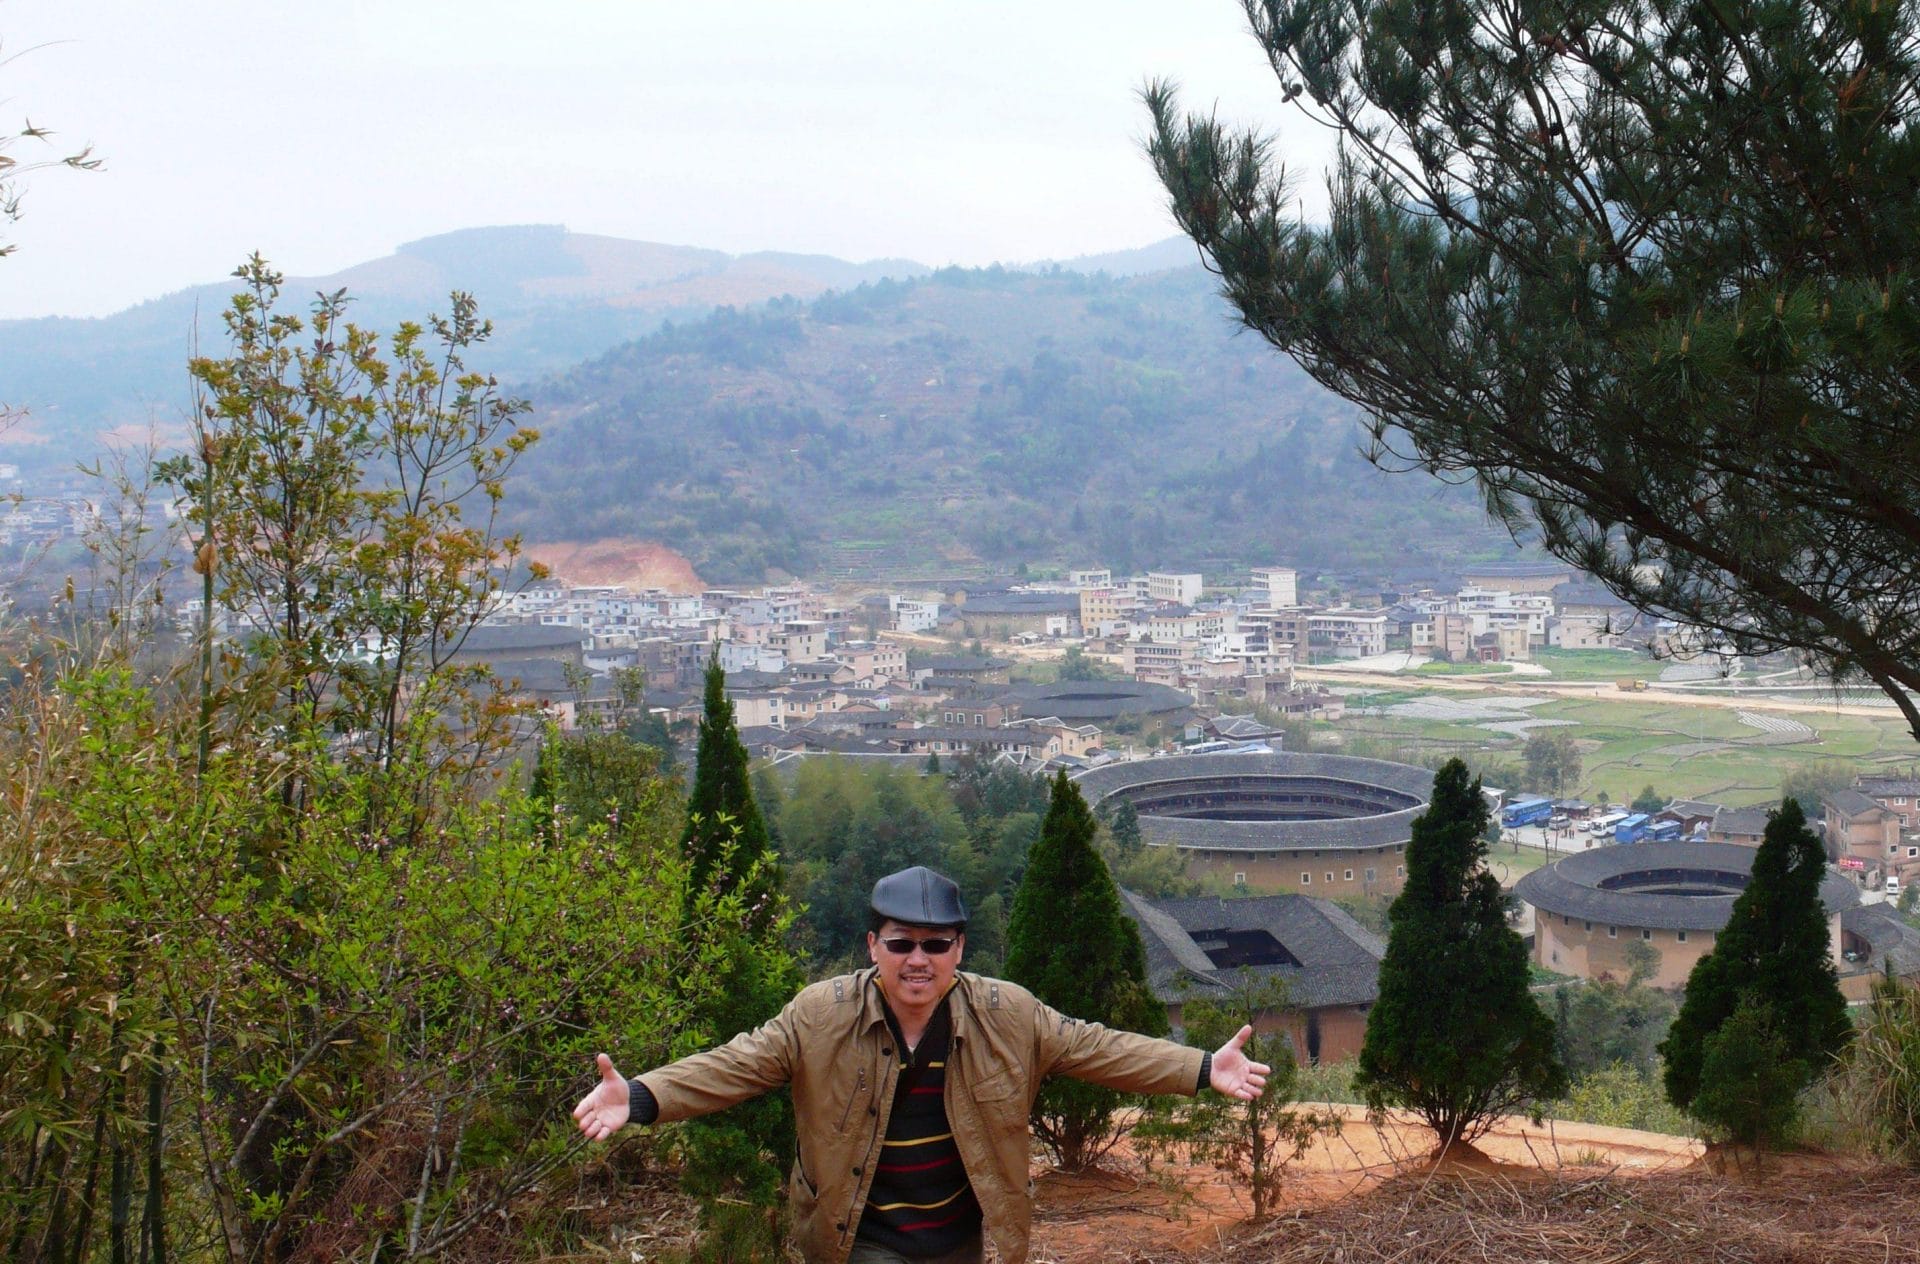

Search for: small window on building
xmin=1326 ymin=872 xmax=1335 ymax=884
xmin=1550 ymin=949 xmax=1559 ymax=964
xmin=1584 ymin=921 xmax=1592 ymax=932
xmin=1642 ymin=929 xmax=1653 ymax=941
xmin=1301 ymin=872 xmax=1312 ymax=885
xmin=1396 ymin=865 xmax=1406 ymax=878
xmin=1677 ymin=930 xmax=1688 ymax=943
xmin=1364 ymin=867 xmax=1377 ymax=882
xmin=1908 ymin=846 xmax=1918 ymax=858
xmin=974 ymin=714 xmax=984 ymax=725
xmin=1233 ymin=872 xmax=1247 ymax=885
xmin=1344 ymin=869 xmax=1354 ymax=881
xmin=1607 ymin=926 xmax=1618 ymax=938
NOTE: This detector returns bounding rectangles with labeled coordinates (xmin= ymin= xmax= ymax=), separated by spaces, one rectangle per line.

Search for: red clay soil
xmin=524 ymin=538 xmax=704 ymax=593
xmin=1025 ymin=1107 xmax=1703 ymax=1264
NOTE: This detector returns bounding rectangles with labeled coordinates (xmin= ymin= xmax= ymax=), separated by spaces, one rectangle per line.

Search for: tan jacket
xmin=640 ymin=968 xmax=1204 ymax=1264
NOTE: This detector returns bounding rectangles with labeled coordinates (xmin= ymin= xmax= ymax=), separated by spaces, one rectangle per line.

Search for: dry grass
xmin=1191 ymin=1155 xmax=1919 ymax=1264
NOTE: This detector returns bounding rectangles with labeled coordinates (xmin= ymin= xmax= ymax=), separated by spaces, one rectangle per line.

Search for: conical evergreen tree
xmin=1660 ymin=798 xmax=1851 ymax=1142
xmin=682 ymin=654 xmax=780 ymax=928
xmin=1006 ymin=770 xmax=1167 ymax=1169
xmin=1111 ymin=799 xmax=1144 ymax=857
xmin=1355 ymin=759 xmax=1566 ymax=1151
xmin=677 ymin=655 xmax=800 ymax=1256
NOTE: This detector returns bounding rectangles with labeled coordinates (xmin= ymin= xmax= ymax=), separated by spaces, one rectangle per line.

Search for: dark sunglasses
xmin=878 ymin=935 xmax=958 ymax=956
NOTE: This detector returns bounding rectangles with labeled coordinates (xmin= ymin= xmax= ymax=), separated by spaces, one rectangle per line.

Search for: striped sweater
xmin=854 ymin=997 xmax=982 ymax=1256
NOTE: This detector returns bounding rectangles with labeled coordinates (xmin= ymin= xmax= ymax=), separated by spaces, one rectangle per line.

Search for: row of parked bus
xmin=1500 ymin=796 xmax=1686 ymax=843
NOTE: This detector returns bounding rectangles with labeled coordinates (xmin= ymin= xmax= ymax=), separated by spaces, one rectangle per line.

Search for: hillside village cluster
xmin=171 ymin=551 xmax=1920 ymax=1061
xmin=374 ymin=556 xmax=1642 ymax=767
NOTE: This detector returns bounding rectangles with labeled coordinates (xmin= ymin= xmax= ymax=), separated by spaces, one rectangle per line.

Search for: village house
xmin=1145 ymin=571 xmax=1205 ymax=605
xmin=835 ymin=639 xmax=908 ymax=682
xmin=1706 ymin=805 xmax=1772 ymax=846
xmin=1119 ymin=890 xmax=1384 ymax=1064
xmin=1826 ymin=777 xmax=1920 ymax=890
xmin=1308 ymin=609 xmax=1389 ymax=659
xmin=1019 ymin=717 xmax=1104 ymax=759
xmin=910 ymin=654 xmax=1013 ymax=685
xmin=954 ymin=589 xmax=1082 ymax=640
xmin=1459 ymin=560 xmax=1574 ymax=594
xmin=1249 ymin=566 xmax=1299 ymax=609
xmin=1126 ymin=638 xmax=1210 ymax=686
xmin=882 ymin=724 xmax=1062 ymax=761
xmin=1655 ymin=799 xmax=1723 ymax=836
xmin=1079 ymin=586 xmax=1140 ymax=637
xmin=889 ymin=595 xmax=942 ymax=633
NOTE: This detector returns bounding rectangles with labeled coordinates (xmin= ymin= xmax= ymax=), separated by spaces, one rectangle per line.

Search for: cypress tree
xmin=1111 ymin=799 xmax=1144 ymax=857
xmin=1005 ymin=770 xmax=1167 ymax=1169
xmin=1660 ymin=798 xmax=1850 ymax=1143
xmin=678 ymin=654 xmax=799 ymax=1257
xmin=682 ymin=654 xmax=780 ymax=928
xmin=1355 ymin=759 xmax=1567 ymax=1152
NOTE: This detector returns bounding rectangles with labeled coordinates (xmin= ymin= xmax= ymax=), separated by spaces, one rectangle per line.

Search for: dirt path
xmin=1296 ymin=665 xmax=1904 ymax=724
xmin=1027 ymin=1109 xmax=1699 ymax=1263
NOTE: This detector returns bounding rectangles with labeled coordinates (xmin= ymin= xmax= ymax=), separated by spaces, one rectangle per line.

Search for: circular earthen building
xmin=1072 ymin=752 xmax=1434 ymax=897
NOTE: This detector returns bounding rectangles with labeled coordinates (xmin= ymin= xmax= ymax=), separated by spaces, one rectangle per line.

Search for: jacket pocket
xmin=969 ymin=1069 xmax=1018 ymax=1102
xmin=836 ymin=1066 xmax=869 ymax=1132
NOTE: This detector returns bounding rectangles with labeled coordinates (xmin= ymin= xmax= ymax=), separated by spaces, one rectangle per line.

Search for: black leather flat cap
xmin=870 ymin=866 xmax=968 ymax=929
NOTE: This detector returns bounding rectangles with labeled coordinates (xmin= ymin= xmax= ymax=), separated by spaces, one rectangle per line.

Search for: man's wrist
xmin=1196 ymin=1051 xmax=1212 ymax=1094
xmin=627 ymin=1077 xmax=660 ymax=1126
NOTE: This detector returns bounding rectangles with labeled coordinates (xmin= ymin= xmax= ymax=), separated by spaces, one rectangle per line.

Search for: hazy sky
xmin=0 ymin=1 xmax=1333 ymax=321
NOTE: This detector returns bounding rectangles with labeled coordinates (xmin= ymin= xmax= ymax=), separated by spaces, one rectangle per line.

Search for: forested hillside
xmin=0 ymin=225 xmax=926 ymax=461
xmin=510 ymin=264 xmax=1515 ymax=583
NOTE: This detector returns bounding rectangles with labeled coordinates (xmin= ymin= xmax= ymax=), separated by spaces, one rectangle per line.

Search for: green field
xmin=1531 ymin=647 xmax=1664 ymax=682
xmin=1323 ymin=686 xmax=1918 ymax=808
xmin=1411 ymin=660 xmax=1517 ymax=677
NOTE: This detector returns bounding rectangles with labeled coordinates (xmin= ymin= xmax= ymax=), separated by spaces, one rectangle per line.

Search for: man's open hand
xmin=1209 ymin=1025 xmax=1271 ymax=1100
xmin=573 ymin=1053 xmax=631 ymax=1141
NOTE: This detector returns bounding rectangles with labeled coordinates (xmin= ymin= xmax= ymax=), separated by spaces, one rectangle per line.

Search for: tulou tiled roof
xmin=1514 ymin=841 xmax=1860 ymax=931
xmin=1074 ymin=752 xmax=1433 ymax=854
xmin=1119 ymin=889 xmax=1384 ymax=1010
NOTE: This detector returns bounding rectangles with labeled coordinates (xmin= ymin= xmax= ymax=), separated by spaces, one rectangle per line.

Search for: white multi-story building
xmin=1250 ymin=566 xmax=1298 ymax=609
xmin=1068 ymin=567 xmax=1113 ymax=590
xmin=1452 ymin=587 xmax=1555 ymax=642
xmin=1146 ymin=571 xmax=1204 ymax=606
xmin=890 ymin=596 xmax=941 ymax=633
xmin=1146 ymin=607 xmax=1228 ymax=642
xmin=1310 ymin=610 xmax=1390 ymax=659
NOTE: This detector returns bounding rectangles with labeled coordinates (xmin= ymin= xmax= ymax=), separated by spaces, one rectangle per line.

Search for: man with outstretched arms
xmin=574 ymin=866 xmax=1270 ymax=1264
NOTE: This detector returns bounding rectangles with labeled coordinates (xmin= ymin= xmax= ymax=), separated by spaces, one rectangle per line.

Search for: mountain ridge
xmin=0 ymin=225 xmax=1196 ymax=461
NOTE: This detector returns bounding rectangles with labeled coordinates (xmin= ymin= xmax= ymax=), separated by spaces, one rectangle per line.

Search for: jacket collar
xmin=857 ymin=967 xmax=980 ymax=1045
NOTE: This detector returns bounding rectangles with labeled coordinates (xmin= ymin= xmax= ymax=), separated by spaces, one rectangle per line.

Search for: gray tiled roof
xmin=1825 ymin=788 xmax=1892 ymax=819
xmin=916 ymin=655 xmax=1011 ymax=672
xmin=1514 ymin=841 xmax=1860 ymax=931
xmin=1709 ymin=806 xmax=1772 ymax=838
xmin=1842 ymin=904 xmax=1920 ymax=978
xmin=960 ymin=592 xmax=1081 ymax=615
xmin=1074 ymin=752 xmax=1433 ymax=854
xmin=452 ymin=624 xmax=587 ymax=653
xmin=1002 ymin=680 xmax=1193 ymax=719
xmin=1856 ymin=776 xmax=1920 ymax=799
xmin=1119 ymin=889 xmax=1383 ymax=1009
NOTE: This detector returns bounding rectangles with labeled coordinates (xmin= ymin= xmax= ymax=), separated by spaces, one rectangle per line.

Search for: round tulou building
xmin=1515 ymin=841 xmax=1861 ymax=989
xmin=1072 ymin=751 xmax=1434 ymax=897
